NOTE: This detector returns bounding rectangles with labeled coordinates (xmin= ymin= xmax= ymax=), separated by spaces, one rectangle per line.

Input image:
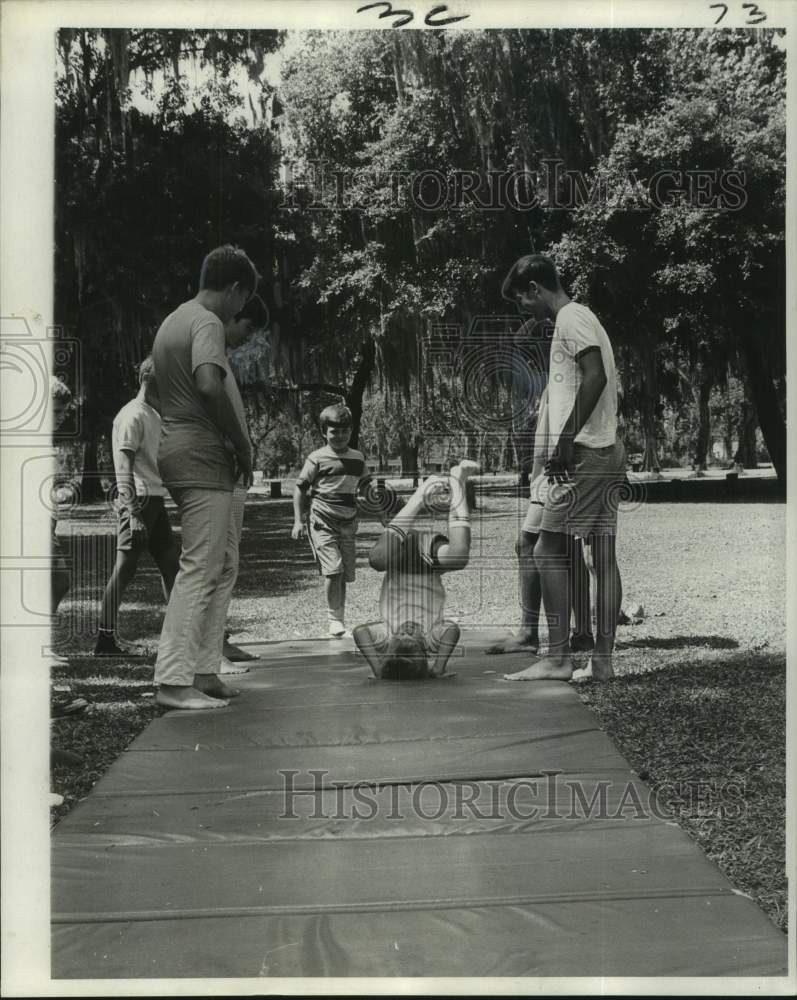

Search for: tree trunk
xmin=693 ymin=373 xmax=712 ymax=470
xmin=736 ymin=400 xmax=757 ymax=468
xmin=503 ymin=431 xmax=515 ymax=472
xmin=345 ymin=338 xmax=376 ymax=450
xmin=639 ymin=342 xmax=661 ymax=472
xmin=739 ymin=328 xmax=786 ymax=481
xmin=80 ymin=434 xmax=104 ymax=501
xmin=398 ymin=434 xmax=420 ymax=481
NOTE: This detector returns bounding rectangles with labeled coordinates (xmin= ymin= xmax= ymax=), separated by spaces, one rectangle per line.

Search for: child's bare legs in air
xmin=425 ymin=461 xmax=478 ymax=673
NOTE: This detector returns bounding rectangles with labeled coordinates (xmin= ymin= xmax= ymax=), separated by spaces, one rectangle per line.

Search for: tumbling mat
xmin=52 ymin=637 xmax=787 ymax=979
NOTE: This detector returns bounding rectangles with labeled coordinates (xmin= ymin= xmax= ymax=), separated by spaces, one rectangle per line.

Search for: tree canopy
xmin=55 ymin=27 xmax=787 ymax=483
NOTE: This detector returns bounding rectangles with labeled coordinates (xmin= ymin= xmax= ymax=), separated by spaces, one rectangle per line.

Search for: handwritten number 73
xmin=710 ymin=3 xmax=767 ymax=25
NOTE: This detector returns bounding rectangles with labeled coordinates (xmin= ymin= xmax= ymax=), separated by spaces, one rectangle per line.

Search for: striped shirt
xmin=296 ymin=445 xmax=366 ymax=522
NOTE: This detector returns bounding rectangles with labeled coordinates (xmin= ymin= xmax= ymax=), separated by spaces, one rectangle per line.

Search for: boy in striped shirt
xmin=292 ymin=404 xmax=367 ymax=637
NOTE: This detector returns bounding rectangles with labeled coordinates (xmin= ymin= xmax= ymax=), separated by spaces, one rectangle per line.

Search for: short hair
xmin=501 ymin=254 xmax=561 ymax=301
xmin=50 ymin=375 xmax=72 ymax=402
xmin=199 ymin=244 xmax=259 ymax=297
xmin=380 ymin=632 xmax=429 ymax=680
xmin=233 ymin=293 xmax=269 ymax=330
xmin=138 ymin=355 xmax=155 ymax=385
xmin=319 ymin=403 xmax=352 ymax=431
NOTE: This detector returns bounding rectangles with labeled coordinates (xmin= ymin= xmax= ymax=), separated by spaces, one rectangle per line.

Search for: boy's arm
xmin=194 ymin=363 xmax=253 ymax=486
xmin=434 ymin=462 xmax=478 ymax=572
xmin=530 ymin=392 xmax=549 ymax=482
xmin=292 ymin=456 xmax=317 ymax=539
xmin=547 ymin=312 xmax=607 ymax=478
xmin=292 ymin=484 xmax=310 ymax=540
xmin=115 ymin=449 xmax=146 ymax=540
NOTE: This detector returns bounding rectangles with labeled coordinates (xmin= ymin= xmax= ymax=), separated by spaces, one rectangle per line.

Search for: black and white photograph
xmin=0 ymin=0 xmax=794 ymax=993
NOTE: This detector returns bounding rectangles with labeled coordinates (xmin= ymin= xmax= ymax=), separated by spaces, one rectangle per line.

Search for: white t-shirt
xmin=547 ymin=302 xmax=618 ymax=448
xmin=112 ymin=398 xmax=166 ymax=497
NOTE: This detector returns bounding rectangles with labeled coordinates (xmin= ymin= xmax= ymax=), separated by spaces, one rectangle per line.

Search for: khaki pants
xmin=154 ymin=486 xmax=246 ymax=686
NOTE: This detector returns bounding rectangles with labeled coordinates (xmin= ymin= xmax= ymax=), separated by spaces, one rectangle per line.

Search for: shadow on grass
xmin=582 ymin=648 xmax=784 ymax=689
xmin=616 ymin=635 xmax=740 ymax=651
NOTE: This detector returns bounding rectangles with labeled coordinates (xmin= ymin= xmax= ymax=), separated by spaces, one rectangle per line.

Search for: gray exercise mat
xmin=51 ymin=635 xmax=787 ymax=979
xmin=53 ymin=894 xmax=785 ymax=978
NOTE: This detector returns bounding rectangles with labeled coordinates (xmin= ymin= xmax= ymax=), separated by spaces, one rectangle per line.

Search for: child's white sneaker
xmin=328 ymin=620 xmax=347 ymax=638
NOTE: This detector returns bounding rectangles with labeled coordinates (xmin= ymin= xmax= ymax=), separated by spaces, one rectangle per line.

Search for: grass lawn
xmin=51 ymin=495 xmax=787 ymax=931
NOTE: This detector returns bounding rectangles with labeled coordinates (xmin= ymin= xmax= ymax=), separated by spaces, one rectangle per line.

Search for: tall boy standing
xmin=500 ymin=254 xmax=624 ymax=681
xmin=292 ymin=404 xmax=366 ymax=637
xmin=153 ymin=245 xmax=257 ymax=710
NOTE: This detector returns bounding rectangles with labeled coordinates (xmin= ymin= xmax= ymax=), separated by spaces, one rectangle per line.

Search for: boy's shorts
xmin=540 ymin=439 xmax=627 ymax=538
xmin=364 ymin=619 xmax=453 ymax=657
xmin=308 ymin=507 xmax=357 ymax=581
xmin=118 ymin=496 xmax=174 ymax=555
xmin=522 ymin=474 xmax=549 ymax=535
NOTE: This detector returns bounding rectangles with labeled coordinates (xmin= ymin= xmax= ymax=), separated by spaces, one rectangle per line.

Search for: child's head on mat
xmin=380 ymin=622 xmax=429 ymax=680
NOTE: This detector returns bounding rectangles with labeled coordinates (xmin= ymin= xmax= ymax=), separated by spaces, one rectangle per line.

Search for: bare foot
xmin=486 ymin=633 xmax=539 ymax=655
xmin=222 ymin=640 xmax=257 ymax=662
xmin=220 ymin=655 xmax=250 ymax=675
xmin=503 ymin=656 xmax=573 ymax=681
xmin=156 ymin=685 xmax=229 ymax=710
xmin=194 ymin=674 xmax=241 ymax=699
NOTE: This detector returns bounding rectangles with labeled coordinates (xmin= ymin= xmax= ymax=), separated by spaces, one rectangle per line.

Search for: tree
xmin=55 ymin=29 xmax=283 ymax=497
xmin=553 ymin=29 xmax=786 ymax=479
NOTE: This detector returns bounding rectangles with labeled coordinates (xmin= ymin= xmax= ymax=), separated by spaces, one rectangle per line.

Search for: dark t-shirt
xmin=153 ymin=300 xmax=240 ymax=491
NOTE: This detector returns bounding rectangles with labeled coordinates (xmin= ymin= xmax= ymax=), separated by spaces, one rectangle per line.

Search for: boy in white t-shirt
xmin=499 ymin=254 xmax=625 ymax=681
xmin=95 ymin=356 xmax=179 ymax=657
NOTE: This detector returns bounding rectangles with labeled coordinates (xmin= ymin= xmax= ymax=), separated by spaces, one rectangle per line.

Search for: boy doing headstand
xmin=353 ymin=461 xmax=480 ymax=680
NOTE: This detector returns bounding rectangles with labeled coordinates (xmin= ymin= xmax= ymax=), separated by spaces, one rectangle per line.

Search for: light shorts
xmin=540 ymin=439 xmax=627 ymax=538
xmin=522 ymin=474 xmax=549 ymax=535
xmin=308 ymin=507 xmax=357 ymax=581
xmin=362 ymin=619 xmax=454 ymax=657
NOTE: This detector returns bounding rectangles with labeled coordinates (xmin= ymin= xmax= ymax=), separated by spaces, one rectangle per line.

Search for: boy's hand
xmin=235 ymin=447 xmax=254 ymax=489
xmin=450 ymin=460 xmax=480 ymax=481
xmin=545 ymin=437 xmax=573 ymax=484
xmin=129 ymin=511 xmax=147 ymax=545
xmin=291 ymin=521 xmax=307 ymax=541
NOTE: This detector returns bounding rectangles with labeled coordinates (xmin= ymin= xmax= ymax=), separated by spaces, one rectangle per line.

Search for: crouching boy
xmin=353 ymin=461 xmax=480 ymax=679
